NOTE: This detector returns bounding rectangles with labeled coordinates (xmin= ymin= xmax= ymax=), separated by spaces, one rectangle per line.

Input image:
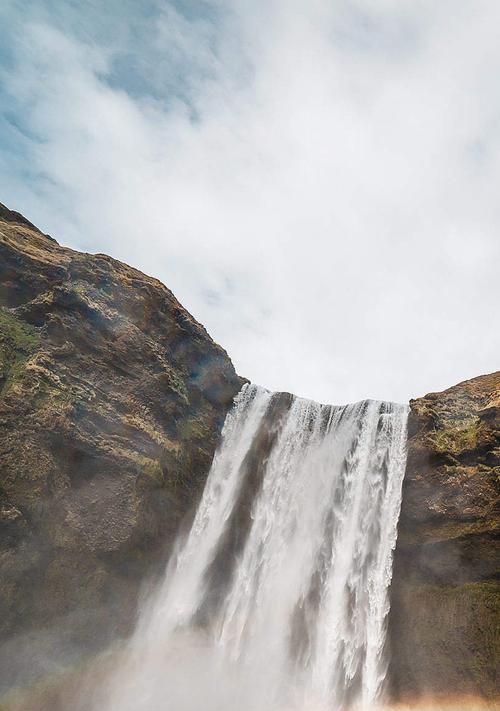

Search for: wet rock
xmin=389 ymin=371 xmax=500 ymax=703
xmin=1 ymin=201 xmax=497 ymax=706
xmin=0 ymin=203 xmax=245 ymax=690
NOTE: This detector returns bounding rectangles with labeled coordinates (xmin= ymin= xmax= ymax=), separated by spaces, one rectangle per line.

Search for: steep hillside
xmin=0 ymin=202 xmax=497 ymax=707
xmin=0 ymin=203 xmax=244 ymax=689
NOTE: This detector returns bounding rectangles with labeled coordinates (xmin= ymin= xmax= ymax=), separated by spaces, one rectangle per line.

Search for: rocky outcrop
xmin=0 ymin=202 xmax=498 ymax=707
xmin=389 ymin=371 xmax=499 ymax=704
xmin=0 ymin=203 xmax=244 ymax=690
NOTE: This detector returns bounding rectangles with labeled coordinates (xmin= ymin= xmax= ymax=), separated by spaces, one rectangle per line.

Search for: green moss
xmin=177 ymin=416 xmax=210 ymax=442
xmin=167 ymin=369 xmax=189 ymax=403
xmin=428 ymin=417 xmax=479 ymax=455
xmin=140 ymin=458 xmax=164 ymax=485
xmin=0 ymin=308 xmax=39 ymax=390
xmin=125 ymin=452 xmax=165 ymax=489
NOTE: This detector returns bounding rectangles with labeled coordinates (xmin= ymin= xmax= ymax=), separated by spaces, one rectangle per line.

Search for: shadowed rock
xmin=0 ymin=202 xmax=245 ymax=691
xmin=0 ymin=202 xmax=498 ymax=708
xmin=388 ymin=371 xmax=500 ymax=704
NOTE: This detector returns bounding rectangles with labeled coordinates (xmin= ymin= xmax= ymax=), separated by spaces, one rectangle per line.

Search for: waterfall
xmin=99 ymin=384 xmax=409 ymax=711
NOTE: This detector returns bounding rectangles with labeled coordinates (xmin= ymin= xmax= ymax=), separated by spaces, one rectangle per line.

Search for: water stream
xmin=99 ymin=384 xmax=409 ymax=711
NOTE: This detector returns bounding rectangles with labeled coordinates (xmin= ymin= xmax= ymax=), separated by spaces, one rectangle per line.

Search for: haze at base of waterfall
xmin=96 ymin=384 xmax=409 ymax=711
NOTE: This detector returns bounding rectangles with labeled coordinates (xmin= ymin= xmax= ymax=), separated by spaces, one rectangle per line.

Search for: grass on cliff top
xmin=427 ymin=417 xmax=480 ymax=455
xmin=0 ymin=307 xmax=39 ymax=389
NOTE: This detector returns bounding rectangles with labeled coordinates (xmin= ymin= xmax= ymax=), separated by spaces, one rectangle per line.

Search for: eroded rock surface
xmin=389 ymin=371 xmax=500 ymax=703
xmin=0 ymin=203 xmax=244 ymax=689
xmin=0 ymin=202 xmax=498 ymax=706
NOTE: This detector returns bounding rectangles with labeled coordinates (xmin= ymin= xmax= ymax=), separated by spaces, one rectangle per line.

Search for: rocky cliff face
xmin=0 ymin=203 xmax=244 ymax=690
xmin=0 ymin=203 xmax=498 ymax=707
xmin=389 ymin=371 xmax=499 ymax=704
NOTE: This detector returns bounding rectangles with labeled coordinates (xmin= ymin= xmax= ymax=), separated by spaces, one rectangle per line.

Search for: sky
xmin=0 ymin=0 xmax=498 ymax=405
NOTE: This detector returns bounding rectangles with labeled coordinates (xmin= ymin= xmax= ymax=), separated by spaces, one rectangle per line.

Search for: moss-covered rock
xmin=0 ymin=202 xmax=245 ymax=694
xmin=0 ymin=201 xmax=497 ymax=709
xmin=388 ymin=371 xmax=500 ymax=705
xmin=0 ymin=308 xmax=39 ymax=391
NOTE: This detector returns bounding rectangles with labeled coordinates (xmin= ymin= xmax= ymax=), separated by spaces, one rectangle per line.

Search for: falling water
xmin=99 ymin=384 xmax=409 ymax=711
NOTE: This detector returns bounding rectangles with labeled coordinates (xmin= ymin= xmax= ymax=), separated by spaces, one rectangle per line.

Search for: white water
xmin=98 ymin=384 xmax=408 ymax=711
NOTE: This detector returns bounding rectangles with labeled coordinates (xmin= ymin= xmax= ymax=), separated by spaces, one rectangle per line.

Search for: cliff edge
xmin=0 ymin=203 xmax=245 ymax=689
xmin=0 ymin=202 xmax=498 ymax=706
xmin=389 ymin=371 xmax=499 ymax=703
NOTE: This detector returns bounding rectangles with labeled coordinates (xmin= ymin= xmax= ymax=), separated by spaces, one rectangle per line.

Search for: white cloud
xmin=1 ymin=0 xmax=499 ymax=403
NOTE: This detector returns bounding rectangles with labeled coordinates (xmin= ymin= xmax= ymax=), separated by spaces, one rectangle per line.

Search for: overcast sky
xmin=0 ymin=0 xmax=498 ymax=404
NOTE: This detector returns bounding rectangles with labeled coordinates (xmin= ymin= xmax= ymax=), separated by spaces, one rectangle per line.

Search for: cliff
xmin=389 ymin=371 xmax=499 ymax=704
xmin=0 ymin=203 xmax=244 ymax=690
xmin=0 ymin=203 xmax=498 ymax=708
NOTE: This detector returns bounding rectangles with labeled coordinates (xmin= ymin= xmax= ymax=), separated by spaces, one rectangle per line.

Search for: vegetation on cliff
xmin=0 ymin=203 xmax=244 ymax=691
xmin=0 ymin=202 xmax=497 ymax=707
xmin=389 ymin=371 xmax=500 ymax=703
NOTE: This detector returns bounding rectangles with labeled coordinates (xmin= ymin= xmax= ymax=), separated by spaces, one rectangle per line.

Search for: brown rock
xmin=1 ymin=202 xmax=498 ymax=706
xmin=0 ymin=203 xmax=245 ymax=690
xmin=388 ymin=371 xmax=500 ymax=704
